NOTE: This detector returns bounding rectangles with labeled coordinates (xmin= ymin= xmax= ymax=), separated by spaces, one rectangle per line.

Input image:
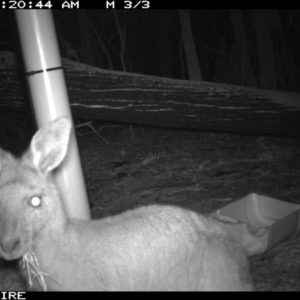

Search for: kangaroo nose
xmin=0 ymin=236 xmax=21 ymax=258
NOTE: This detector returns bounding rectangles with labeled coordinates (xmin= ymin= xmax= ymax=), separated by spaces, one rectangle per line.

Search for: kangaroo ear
xmin=30 ymin=116 xmax=72 ymax=175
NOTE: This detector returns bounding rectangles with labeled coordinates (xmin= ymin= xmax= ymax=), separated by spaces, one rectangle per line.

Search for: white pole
xmin=15 ymin=10 xmax=91 ymax=221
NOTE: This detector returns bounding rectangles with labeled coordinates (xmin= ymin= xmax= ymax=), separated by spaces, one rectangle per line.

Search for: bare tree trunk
xmin=252 ymin=10 xmax=277 ymax=90
xmin=179 ymin=10 xmax=202 ymax=81
xmin=158 ymin=10 xmax=172 ymax=78
xmin=113 ymin=11 xmax=127 ymax=72
xmin=229 ymin=10 xmax=258 ymax=88
xmin=77 ymin=11 xmax=95 ymax=66
xmin=214 ymin=38 xmax=241 ymax=86
xmin=270 ymin=10 xmax=298 ymax=91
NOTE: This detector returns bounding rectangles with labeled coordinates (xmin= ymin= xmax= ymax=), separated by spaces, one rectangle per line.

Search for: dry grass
xmin=22 ymin=251 xmax=49 ymax=291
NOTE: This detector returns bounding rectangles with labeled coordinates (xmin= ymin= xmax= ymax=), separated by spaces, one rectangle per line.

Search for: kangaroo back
xmin=0 ymin=117 xmax=253 ymax=291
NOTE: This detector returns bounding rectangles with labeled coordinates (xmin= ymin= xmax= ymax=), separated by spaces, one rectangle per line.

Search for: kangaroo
xmin=0 ymin=117 xmax=253 ymax=291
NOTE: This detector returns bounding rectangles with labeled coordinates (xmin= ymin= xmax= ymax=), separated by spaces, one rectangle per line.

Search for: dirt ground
xmin=0 ymin=112 xmax=300 ymax=291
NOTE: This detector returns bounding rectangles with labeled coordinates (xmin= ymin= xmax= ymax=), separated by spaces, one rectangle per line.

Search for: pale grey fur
xmin=0 ymin=117 xmax=253 ymax=291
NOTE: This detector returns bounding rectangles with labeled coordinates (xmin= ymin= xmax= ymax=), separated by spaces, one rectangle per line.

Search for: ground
xmin=0 ymin=112 xmax=300 ymax=291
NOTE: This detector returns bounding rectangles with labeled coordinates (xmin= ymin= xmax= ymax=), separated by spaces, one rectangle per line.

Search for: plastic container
xmin=209 ymin=193 xmax=300 ymax=256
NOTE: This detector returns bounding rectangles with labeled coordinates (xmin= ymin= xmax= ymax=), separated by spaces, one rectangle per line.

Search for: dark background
xmin=0 ymin=9 xmax=299 ymax=91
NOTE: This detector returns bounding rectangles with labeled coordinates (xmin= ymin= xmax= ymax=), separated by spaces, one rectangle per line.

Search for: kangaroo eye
xmin=30 ymin=196 xmax=41 ymax=207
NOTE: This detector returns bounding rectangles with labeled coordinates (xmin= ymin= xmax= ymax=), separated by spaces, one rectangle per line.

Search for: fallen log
xmin=0 ymin=51 xmax=299 ymax=137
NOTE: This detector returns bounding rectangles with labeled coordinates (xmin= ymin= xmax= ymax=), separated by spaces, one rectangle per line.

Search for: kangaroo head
xmin=0 ymin=116 xmax=72 ymax=260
